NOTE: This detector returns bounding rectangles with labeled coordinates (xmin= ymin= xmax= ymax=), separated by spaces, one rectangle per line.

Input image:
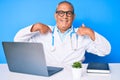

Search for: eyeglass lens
xmin=56 ymin=11 xmax=73 ymax=17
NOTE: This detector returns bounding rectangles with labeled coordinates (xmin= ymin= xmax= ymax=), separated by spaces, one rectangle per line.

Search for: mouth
xmin=60 ymin=19 xmax=68 ymax=23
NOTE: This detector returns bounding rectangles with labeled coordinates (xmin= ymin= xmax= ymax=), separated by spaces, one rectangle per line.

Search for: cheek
xmin=68 ymin=18 xmax=73 ymax=24
xmin=56 ymin=17 xmax=61 ymax=23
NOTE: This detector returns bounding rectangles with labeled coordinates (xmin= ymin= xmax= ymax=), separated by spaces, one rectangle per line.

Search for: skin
xmin=30 ymin=23 xmax=51 ymax=34
xmin=54 ymin=3 xmax=75 ymax=33
xmin=77 ymin=24 xmax=95 ymax=41
xmin=31 ymin=2 xmax=95 ymax=41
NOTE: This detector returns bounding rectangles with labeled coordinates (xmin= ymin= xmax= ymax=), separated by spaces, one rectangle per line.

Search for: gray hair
xmin=56 ymin=1 xmax=74 ymax=14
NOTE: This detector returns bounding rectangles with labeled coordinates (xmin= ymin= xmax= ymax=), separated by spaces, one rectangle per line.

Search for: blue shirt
xmin=56 ymin=27 xmax=72 ymax=41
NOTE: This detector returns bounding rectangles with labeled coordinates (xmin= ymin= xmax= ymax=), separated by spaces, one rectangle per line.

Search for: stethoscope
xmin=51 ymin=26 xmax=78 ymax=52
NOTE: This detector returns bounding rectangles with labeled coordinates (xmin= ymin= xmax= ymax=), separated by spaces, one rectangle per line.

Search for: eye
xmin=58 ymin=11 xmax=64 ymax=14
xmin=67 ymin=11 xmax=73 ymax=15
xmin=56 ymin=11 xmax=65 ymax=17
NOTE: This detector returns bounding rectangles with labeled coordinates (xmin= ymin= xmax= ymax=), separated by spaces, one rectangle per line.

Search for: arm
xmin=86 ymin=32 xmax=111 ymax=56
xmin=77 ymin=24 xmax=111 ymax=56
xmin=31 ymin=23 xmax=51 ymax=33
xmin=14 ymin=23 xmax=51 ymax=42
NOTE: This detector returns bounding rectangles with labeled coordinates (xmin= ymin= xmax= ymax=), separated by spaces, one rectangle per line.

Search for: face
xmin=55 ymin=3 xmax=75 ymax=33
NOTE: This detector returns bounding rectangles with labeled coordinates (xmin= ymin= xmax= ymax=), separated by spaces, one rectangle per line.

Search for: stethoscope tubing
xmin=51 ymin=26 xmax=78 ymax=51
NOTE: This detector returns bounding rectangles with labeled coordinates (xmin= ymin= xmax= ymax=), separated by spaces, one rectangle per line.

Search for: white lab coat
xmin=14 ymin=25 xmax=111 ymax=67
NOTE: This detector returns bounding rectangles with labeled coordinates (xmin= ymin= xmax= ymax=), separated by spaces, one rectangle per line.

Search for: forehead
xmin=57 ymin=3 xmax=73 ymax=11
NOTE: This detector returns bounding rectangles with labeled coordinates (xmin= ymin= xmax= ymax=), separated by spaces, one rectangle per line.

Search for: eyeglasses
xmin=56 ymin=10 xmax=74 ymax=17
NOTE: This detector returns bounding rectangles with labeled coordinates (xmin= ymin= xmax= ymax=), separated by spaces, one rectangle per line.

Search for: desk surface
xmin=0 ymin=63 xmax=120 ymax=80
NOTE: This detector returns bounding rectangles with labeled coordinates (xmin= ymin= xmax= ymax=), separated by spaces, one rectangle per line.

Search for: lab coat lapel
xmin=52 ymin=27 xmax=74 ymax=63
xmin=54 ymin=27 xmax=63 ymax=46
xmin=49 ymin=27 xmax=64 ymax=64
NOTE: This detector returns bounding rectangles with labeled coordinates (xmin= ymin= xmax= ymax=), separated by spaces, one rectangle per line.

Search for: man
xmin=14 ymin=1 xmax=111 ymax=66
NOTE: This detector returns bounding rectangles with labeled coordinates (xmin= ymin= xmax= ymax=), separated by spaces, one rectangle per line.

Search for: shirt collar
xmin=55 ymin=25 xmax=73 ymax=41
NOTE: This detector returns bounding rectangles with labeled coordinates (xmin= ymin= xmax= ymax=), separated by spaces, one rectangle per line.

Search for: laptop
xmin=2 ymin=42 xmax=63 ymax=77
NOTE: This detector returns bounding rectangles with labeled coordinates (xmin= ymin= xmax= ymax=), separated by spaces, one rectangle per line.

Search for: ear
xmin=54 ymin=13 xmax=57 ymax=20
xmin=73 ymin=14 xmax=75 ymax=20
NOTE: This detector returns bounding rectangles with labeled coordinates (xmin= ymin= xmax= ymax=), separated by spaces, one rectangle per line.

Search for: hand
xmin=77 ymin=24 xmax=95 ymax=41
xmin=31 ymin=23 xmax=52 ymax=34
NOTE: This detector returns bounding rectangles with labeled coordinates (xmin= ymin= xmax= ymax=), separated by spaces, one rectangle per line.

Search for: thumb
xmin=82 ymin=23 xmax=85 ymax=27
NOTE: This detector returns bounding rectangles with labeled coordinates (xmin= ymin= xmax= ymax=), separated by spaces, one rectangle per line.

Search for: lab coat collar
xmin=54 ymin=25 xmax=74 ymax=41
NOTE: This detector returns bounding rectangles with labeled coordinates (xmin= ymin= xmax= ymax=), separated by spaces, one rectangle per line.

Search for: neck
xmin=57 ymin=27 xmax=72 ymax=33
xmin=59 ymin=30 xmax=66 ymax=33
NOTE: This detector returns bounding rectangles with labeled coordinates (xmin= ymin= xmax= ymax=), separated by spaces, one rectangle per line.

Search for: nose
xmin=63 ymin=13 xmax=68 ymax=18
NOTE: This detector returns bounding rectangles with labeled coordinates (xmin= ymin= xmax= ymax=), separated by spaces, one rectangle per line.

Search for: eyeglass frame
xmin=56 ymin=10 xmax=74 ymax=17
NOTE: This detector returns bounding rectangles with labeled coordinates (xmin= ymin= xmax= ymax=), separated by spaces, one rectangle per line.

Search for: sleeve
xmin=14 ymin=25 xmax=40 ymax=42
xmin=86 ymin=32 xmax=111 ymax=56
